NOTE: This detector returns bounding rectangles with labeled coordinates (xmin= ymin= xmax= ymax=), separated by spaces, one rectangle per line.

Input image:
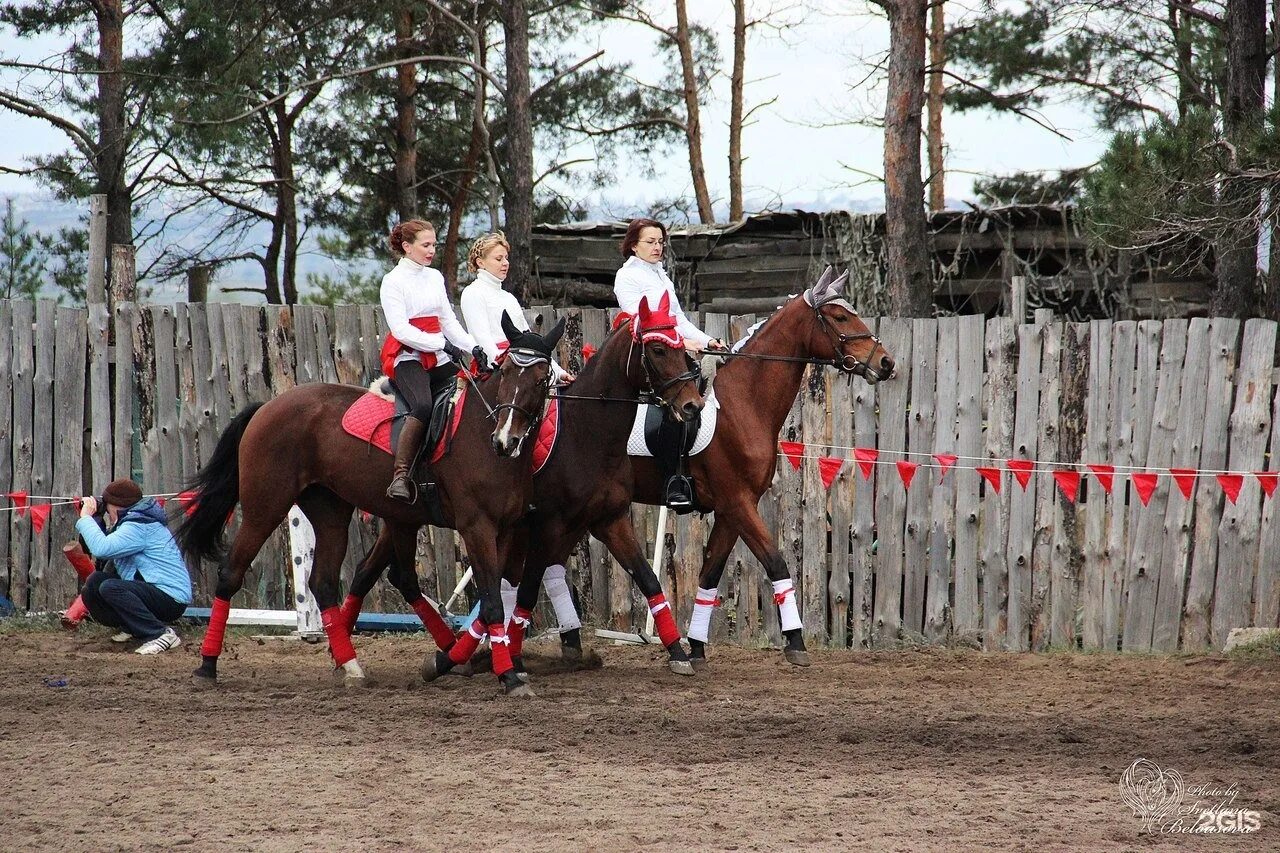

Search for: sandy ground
xmin=1 ymin=623 xmax=1278 ymax=852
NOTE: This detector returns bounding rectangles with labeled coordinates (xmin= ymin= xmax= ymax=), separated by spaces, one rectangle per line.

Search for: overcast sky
xmin=0 ymin=4 xmax=1111 ymax=214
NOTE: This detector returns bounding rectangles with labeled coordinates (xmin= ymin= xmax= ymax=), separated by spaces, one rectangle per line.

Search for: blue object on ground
xmin=0 ymin=594 xmax=15 ymax=617
xmin=180 ymin=606 xmax=439 ymax=633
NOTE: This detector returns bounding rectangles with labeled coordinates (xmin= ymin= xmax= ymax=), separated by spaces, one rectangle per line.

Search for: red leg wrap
xmin=63 ymin=545 xmax=96 ymax=582
xmin=201 ymin=597 xmax=232 ymax=658
xmin=321 ymin=606 xmax=357 ymax=666
xmin=488 ymin=622 xmax=514 ymax=676
xmin=647 ymin=593 xmax=682 ymax=646
xmin=412 ymin=596 xmax=457 ymax=650
xmin=339 ymin=594 xmax=363 ymax=632
xmin=447 ymin=618 xmax=485 ymax=665
xmin=508 ymin=606 xmax=532 ymax=659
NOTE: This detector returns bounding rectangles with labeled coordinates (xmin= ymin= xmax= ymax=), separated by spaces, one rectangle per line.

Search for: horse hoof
xmin=515 ymin=670 xmax=531 ymax=683
xmin=690 ymin=656 xmax=708 ymax=672
xmin=505 ymin=682 xmax=536 ymax=698
xmin=343 ymin=673 xmax=370 ymax=689
xmin=561 ymin=645 xmax=583 ymax=663
xmin=784 ymin=649 xmax=811 ymax=667
xmin=451 ymin=660 xmax=474 ymax=678
xmin=420 ymin=652 xmax=446 ymax=683
xmin=669 ymin=659 xmax=696 ymax=677
xmin=191 ymin=672 xmax=217 ymax=691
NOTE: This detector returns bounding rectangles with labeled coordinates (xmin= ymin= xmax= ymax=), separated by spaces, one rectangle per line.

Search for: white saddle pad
xmin=627 ymin=388 xmax=719 ymax=457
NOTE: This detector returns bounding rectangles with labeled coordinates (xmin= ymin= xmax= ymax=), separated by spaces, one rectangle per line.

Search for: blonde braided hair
xmin=467 ymin=231 xmax=510 ymax=273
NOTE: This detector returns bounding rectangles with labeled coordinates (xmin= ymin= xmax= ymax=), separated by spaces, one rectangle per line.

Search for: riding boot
xmin=387 ymin=416 xmax=428 ymax=503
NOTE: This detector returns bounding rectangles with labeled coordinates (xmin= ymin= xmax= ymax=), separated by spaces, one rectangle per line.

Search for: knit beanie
xmin=101 ymin=478 xmax=143 ymax=508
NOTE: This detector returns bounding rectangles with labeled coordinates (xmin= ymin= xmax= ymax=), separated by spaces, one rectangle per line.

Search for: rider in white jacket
xmin=613 ymin=218 xmax=723 ymax=352
xmin=380 ymin=220 xmax=487 ymax=503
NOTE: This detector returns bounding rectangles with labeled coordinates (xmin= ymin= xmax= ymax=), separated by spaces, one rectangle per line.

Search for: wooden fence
xmin=1 ymin=299 xmax=1276 ymax=652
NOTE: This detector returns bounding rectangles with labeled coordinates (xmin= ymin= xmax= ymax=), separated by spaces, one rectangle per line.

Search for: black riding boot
xmin=387 ymin=415 xmax=427 ymax=503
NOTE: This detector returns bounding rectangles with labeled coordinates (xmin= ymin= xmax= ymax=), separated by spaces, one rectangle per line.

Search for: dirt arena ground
xmin=1 ymin=623 xmax=1277 ymax=852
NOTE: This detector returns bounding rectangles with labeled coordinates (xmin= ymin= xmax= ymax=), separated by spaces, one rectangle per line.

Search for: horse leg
xmin=340 ymin=523 xmax=393 ymax=631
xmin=385 ymin=524 xmax=458 ymax=652
xmin=293 ymin=488 xmax=368 ymax=686
xmin=686 ymin=517 xmax=740 ymax=670
xmin=729 ymin=500 xmax=809 ymax=666
xmin=193 ymin=519 xmax=280 ymax=687
xmin=589 ymin=513 xmax=694 ymax=676
xmin=544 ymin=563 xmax=583 ymax=659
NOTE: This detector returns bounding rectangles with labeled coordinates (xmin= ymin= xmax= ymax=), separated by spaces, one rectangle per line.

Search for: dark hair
xmin=388 ymin=219 xmax=436 ymax=257
xmin=620 ymin=218 xmax=667 ymax=259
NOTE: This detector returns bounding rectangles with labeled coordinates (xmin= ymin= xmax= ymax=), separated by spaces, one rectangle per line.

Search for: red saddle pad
xmin=340 ymin=387 xmax=468 ymax=464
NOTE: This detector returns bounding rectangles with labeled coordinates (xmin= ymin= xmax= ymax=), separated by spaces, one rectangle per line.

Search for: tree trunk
xmin=675 ymin=0 xmax=714 ymax=224
xmin=502 ymin=0 xmax=534 ymax=302
xmin=442 ymin=100 xmax=486 ymax=292
xmin=393 ymin=4 xmax=418 ymax=221
xmin=728 ymin=0 xmax=746 ymax=222
xmin=883 ymin=0 xmax=933 ymax=316
xmin=275 ymin=107 xmax=300 ymax=305
xmin=96 ymin=0 xmax=132 ymax=252
xmin=926 ymin=0 xmax=945 ymax=211
xmin=1212 ymin=0 xmax=1267 ymax=317
xmin=1167 ymin=4 xmax=1194 ymax=119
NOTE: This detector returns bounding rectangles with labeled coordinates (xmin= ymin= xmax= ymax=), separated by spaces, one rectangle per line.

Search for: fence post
xmin=187 ymin=265 xmax=210 ymax=302
xmin=86 ymin=194 xmax=107 ymax=304
xmin=109 ymin=244 xmax=136 ymax=309
xmin=1010 ymin=275 xmax=1027 ymax=324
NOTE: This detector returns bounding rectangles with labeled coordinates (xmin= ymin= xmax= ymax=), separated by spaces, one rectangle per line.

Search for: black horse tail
xmin=176 ymin=403 xmax=265 ymax=561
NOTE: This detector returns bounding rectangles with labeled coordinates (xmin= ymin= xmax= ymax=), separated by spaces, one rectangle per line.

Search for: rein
xmin=714 ymin=300 xmax=882 ymax=376
xmin=464 ymin=347 xmax=553 ymax=425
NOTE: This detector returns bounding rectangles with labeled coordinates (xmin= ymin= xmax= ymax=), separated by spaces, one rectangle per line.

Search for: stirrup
xmin=664 ymin=475 xmax=694 ymax=509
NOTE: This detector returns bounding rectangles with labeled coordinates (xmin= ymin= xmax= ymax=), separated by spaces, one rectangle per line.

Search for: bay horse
xmin=512 ymin=267 xmax=894 ymax=670
xmin=177 ymin=317 xmax=566 ymax=696
xmin=340 ymin=291 xmax=709 ymax=686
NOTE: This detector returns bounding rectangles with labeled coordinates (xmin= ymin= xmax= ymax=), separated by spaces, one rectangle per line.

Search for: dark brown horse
xmin=177 ymin=318 xmax=566 ymax=696
xmin=342 ymin=292 xmax=709 ymax=684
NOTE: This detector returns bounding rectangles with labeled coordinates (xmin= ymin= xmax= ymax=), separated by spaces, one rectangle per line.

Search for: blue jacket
xmin=75 ymin=499 xmax=193 ymax=604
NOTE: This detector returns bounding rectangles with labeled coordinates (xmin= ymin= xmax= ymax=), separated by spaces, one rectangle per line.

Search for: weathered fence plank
xmin=1081 ymin=320 xmax=1112 ymax=649
xmin=1182 ymin=319 xmax=1241 ymax=649
xmin=848 ymin=318 xmax=879 ymax=649
xmin=1210 ymin=319 xmax=1277 ymax=648
xmin=150 ymin=305 xmax=180 ymax=494
xmin=1030 ymin=321 xmax=1062 ymax=650
xmin=826 ymin=364 xmax=855 ymax=647
xmin=10 ymin=301 xmax=34 ymax=610
xmin=953 ymin=315 xmax=983 ymax=641
xmin=925 ymin=317 xmax=957 ymax=642
xmin=1006 ymin=320 xmax=1043 ymax=651
xmin=903 ymin=318 xmax=936 ymax=638
xmin=1048 ymin=322 xmax=1087 ymax=649
xmin=49 ymin=306 xmax=87 ymax=611
xmin=0 ymin=302 xmax=11 ymax=600
xmin=800 ymin=366 xmax=830 ymax=646
xmin=28 ymin=301 xmax=56 ymax=612
xmin=1123 ymin=321 xmax=1187 ymax=651
xmin=1255 ymin=375 xmax=1280 ymax=629
xmin=981 ymin=317 xmax=1015 ymax=649
xmin=86 ymin=302 xmax=112 ymax=489
xmin=112 ymin=303 xmax=136 ymax=480
xmin=872 ymin=318 xmax=912 ymax=646
xmin=1101 ymin=321 xmax=1137 ymax=651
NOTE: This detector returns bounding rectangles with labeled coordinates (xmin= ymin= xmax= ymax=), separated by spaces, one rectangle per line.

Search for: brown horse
xmin=616 ymin=268 xmax=895 ymax=667
xmin=341 ymin=292 xmax=709 ymax=683
xmin=177 ymin=318 xmax=566 ymax=695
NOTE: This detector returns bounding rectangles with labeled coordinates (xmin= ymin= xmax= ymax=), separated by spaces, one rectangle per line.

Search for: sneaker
xmin=135 ymin=628 xmax=181 ymax=655
xmin=111 ymin=631 xmax=133 ymax=643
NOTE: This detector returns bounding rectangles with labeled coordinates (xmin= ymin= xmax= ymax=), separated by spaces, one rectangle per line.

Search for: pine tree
xmin=0 ymin=198 xmax=47 ymax=300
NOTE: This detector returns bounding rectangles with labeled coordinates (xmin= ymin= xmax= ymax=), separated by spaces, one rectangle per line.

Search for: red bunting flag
xmin=177 ymin=489 xmax=200 ymax=517
xmin=1052 ymin=470 xmax=1081 ymax=503
xmin=779 ymin=441 xmax=804 ymax=470
xmin=933 ymin=454 xmax=958 ymax=480
xmin=1169 ymin=468 xmax=1197 ymax=500
xmin=29 ymin=503 xmax=51 ymax=534
xmin=818 ymin=457 xmax=844 ymax=490
xmin=8 ymin=490 xmax=29 ymax=517
xmin=1087 ymin=464 xmax=1116 ymax=494
xmin=1007 ymin=458 xmax=1035 ymax=490
xmin=896 ymin=460 xmax=919 ymax=490
xmin=853 ymin=447 xmax=878 ymax=479
xmin=1216 ymin=473 xmax=1244 ymax=504
xmin=581 ymin=343 xmax=597 ymax=363
xmin=1258 ymin=471 xmax=1278 ymax=499
xmin=976 ymin=467 xmax=1002 ymax=494
xmin=1131 ymin=472 xmax=1158 ymax=506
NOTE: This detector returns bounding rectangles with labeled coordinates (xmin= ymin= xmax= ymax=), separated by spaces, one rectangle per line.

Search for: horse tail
xmin=176 ymin=402 xmax=265 ymax=561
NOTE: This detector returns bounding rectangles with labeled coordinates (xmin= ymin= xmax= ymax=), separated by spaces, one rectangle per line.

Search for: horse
xmin=340 ymin=291 xmax=709 ymax=683
xmin=176 ymin=315 xmax=566 ymax=696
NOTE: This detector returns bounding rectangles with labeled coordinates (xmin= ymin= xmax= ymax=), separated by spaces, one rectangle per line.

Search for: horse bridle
xmin=465 ymin=346 xmax=554 ymax=429
xmin=549 ymin=325 xmax=702 ymax=409
xmin=715 ymin=298 xmax=882 ymax=378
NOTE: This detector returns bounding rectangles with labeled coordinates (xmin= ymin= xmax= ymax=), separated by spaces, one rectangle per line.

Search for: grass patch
xmin=1226 ymin=631 xmax=1280 ymax=662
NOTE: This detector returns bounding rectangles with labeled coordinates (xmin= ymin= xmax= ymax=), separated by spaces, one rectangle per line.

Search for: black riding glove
xmin=442 ymin=342 xmax=469 ymax=364
xmin=471 ymin=346 xmax=491 ymax=374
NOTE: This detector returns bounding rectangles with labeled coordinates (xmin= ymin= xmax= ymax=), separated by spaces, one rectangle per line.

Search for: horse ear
xmin=637 ymin=295 xmax=652 ymax=326
xmin=500 ymin=311 xmax=521 ymax=343
xmin=827 ymin=271 xmax=850 ymax=299
xmin=656 ymin=290 xmax=672 ymax=315
xmin=804 ymin=266 xmax=834 ymax=306
xmin=545 ymin=316 xmax=566 ymax=349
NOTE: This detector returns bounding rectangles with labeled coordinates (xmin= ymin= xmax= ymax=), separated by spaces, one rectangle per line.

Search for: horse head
xmin=490 ymin=311 xmax=565 ymax=457
xmin=634 ymin=292 xmax=705 ymax=422
xmin=803 ymin=266 xmax=895 ymax=383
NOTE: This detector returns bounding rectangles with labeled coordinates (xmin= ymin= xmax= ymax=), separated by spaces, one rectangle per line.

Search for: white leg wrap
xmin=543 ymin=564 xmax=581 ymax=631
xmin=500 ymin=578 xmax=517 ymax=627
xmin=687 ymin=586 xmax=719 ymax=643
xmin=341 ymin=659 xmax=365 ymax=678
xmin=772 ymin=578 xmax=802 ymax=632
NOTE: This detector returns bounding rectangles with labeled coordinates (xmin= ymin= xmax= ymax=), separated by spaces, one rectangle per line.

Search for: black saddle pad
xmin=643 ymin=404 xmax=701 ymax=459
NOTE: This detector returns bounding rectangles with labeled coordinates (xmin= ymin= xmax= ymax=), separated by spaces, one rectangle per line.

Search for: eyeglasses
xmin=638 ymin=238 xmax=665 ymax=247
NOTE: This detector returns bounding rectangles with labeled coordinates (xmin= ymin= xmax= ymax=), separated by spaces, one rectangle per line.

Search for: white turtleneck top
xmin=612 ymin=255 xmax=712 ymax=347
xmin=461 ymin=269 xmax=568 ymax=380
xmin=379 ymin=257 xmax=476 ymax=368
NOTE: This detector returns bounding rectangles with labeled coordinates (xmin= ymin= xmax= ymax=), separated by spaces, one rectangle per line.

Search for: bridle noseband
xmin=467 ymin=347 xmax=554 ymax=430
xmin=632 ymin=323 xmax=702 ymax=408
xmin=811 ymin=298 xmax=882 ymax=378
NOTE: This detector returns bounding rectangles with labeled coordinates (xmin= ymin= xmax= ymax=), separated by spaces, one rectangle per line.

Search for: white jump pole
xmin=595 ymin=503 xmax=669 ymax=645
